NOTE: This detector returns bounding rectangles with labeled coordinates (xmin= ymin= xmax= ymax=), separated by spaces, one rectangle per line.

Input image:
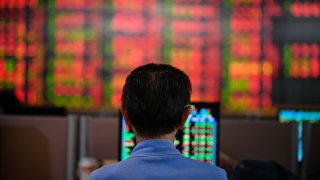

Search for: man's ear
xmin=178 ymin=105 xmax=192 ymax=129
xmin=120 ymin=105 xmax=131 ymax=126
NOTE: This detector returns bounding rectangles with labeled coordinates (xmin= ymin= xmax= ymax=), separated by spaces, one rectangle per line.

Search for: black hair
xmin=121 ymin=63 xmax=192 ymax=138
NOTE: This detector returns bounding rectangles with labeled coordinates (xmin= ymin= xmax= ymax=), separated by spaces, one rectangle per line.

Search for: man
xmin=90 ymin=63 xmax=227 ymax=180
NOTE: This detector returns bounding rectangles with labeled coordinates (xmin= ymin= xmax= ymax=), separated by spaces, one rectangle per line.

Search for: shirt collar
xmin=129 ymin=139 xmax=181 ymax=158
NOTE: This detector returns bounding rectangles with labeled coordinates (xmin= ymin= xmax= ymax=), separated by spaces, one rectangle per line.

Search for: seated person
xmin=89 ymin=63 xmax=227 ymax=180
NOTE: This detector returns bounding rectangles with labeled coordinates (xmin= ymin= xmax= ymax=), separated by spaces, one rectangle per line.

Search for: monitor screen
xmin=278 ymin=109 xmax=320 ymax=163
xmin=119 ymin=102 xmax=220 ymax=165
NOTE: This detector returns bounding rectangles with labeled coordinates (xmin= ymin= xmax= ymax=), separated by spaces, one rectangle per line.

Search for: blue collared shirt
xmin=89 ymin=139 xmax=227 ymax=180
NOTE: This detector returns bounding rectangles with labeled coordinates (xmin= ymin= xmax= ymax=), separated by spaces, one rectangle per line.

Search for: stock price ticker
xmin=0 ymin=0 xmax=319 ymax=111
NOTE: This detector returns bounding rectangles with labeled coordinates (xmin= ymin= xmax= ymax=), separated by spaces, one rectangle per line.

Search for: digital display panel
xmin=278 ymin=109 xmax=320 ymax=162
xmin=0 ymin=0 xmax=319 ymax=111
xmin=119 ymin=102 xmax=220 ymax=165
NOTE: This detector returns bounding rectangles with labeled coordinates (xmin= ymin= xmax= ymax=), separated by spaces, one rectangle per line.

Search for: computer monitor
xmin=119 ymin=102 xmax=220 ymax=165
xmin=278 ymin=109 xmax=320 ymax=163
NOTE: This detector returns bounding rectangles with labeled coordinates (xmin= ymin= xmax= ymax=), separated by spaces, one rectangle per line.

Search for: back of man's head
xmin=121 ymin=63 xmax=192 ymax=138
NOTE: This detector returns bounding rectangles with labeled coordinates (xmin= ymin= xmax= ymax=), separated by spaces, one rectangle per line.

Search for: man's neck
xmin=135 ymin=131 xmax=177 ymax=144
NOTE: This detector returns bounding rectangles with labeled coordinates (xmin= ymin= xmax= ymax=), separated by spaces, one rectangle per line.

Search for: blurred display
xmin=222 ymin=0 xmax=268 ymax=111
xmin=0 ymin=0 xmax=319 ymax=110
xmin=46 ymin=1 xmax=105 ymax=107
xmin=0 ymin=0 xmax=44 ymax=105
xmin=279 ymin=109 xmax=320 ymax=162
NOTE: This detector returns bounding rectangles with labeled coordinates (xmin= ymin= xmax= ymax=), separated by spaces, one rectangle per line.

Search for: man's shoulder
xmin=179 ymin=157 xmax=227 ymax=178
xmin=89 ymin=162 xmax=123 ymax=180
xmin=89 ymin=159 xmax=147 ymax=180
